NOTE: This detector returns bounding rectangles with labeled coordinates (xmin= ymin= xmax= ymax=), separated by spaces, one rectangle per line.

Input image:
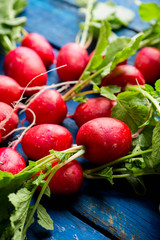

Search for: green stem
xmin=126 ymin=85 xmax=160 ymax=114
xmin=84 ymin=149 xmax=152 ymax=175
xmin=113 ymin=170 xmax=160 ymax=178
xmin=79 ymin=0 xmax=94 ymax=47
xmin=22 ymin=147 xmax=86 ymax=234
xmin=1 ymin=35 xmax=15 ymax=53
xmin=63 ymin=63 xmax=108 ymax=102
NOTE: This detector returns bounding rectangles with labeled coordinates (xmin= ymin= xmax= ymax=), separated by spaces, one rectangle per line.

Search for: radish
xmin=34 ymin=160 xmax=83 ymax=195
xmin=0 ymin=147 xmax=26 ymax=174
xmin=48 ymin=160 xmax=83 ymax=194
xmin=134 ymin=47 xmax=160 ymax=84
xmin=71 ymin=97 xmax=115 ymax=127
xmin=22 ymin=32 xmax=55 ymax=68
xmin=21 ymin=124 xmax=73 ymax=160
xmin=25 ymin=89 xmax=67 ymax=125
xmin=3 ymin=47 xmax=48 ymax=94
xmin=0 ymin=102 xmax=19 ymax=139
xmin=76 ymin=117 xmax=132 ymax=164
xmin=101 ymin=65 xmax=145 ymax=87
xmin=56 ymin=43 xmax=88 ymax=81
xmin=0 ymin=75 xmax=23 ymax=106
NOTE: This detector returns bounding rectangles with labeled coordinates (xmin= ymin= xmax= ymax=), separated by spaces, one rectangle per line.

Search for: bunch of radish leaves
xmin=84 ymin=82 xmax=160 ymax=195
xmin=76 ymin=0 xmax=134 ymax=39
xmin=0 ymin=0 xmax=27 ymax=53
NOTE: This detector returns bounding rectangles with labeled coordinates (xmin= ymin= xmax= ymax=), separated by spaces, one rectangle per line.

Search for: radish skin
xmin=26 ymin=89 xmax=67 ymax=125
xmin=0 ymin=102 xmax=19 ymax=139
xmin=76 ymin=117 xmax=132 ymax=164
xmin=134 ymin=47 xmax=160 ymax=84
xmin=22 ymin=33 xmax=55 ymax=68
xmin=101 ymin=65 xmax=145 ymax=87
xmin=56 ymin=43 xmax=88 ymax=81
xmin=73 ymin=97 xmax=115 ymax=127
xmin=21 ymin=124 xmax=73 ymax=160
xmin=49 ymin=160 xmax=83 ymax=194
xmin=3 ymin=47 xmax=47 ymax=94
xmin=0 ymin=147 xmax=26 ymax=174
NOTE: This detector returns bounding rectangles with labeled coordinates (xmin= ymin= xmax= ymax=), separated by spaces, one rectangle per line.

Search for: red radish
xmin=0 ymin=147 xmax=26 ymax=174
xmin=3 ymin=47 xmax=47 ymax=94
xmin=72 ymin=97 xmax=115 ymax=127
xmin=26 ymin=89 xmax=67 ymax=125
xmin=0 ymin=75 xmax=23 ymax=105
xmin=56 ymin=43 xmax=88 ymax=81
xmin=76 ymin=117 xmax=132 ymax=164
xmin=0 ymin=132 xmax=1 ymax=143
xmin=22 ymin=33 xmax=55 ymax=68
xmin=33 ymin=160 xmax=83 ymax=194
xmin=101 ymin=65 xmax=145 ymax=87
xmin=0 ymin=102 xmax=19 ymax=139
xmin=49 ymin=160 xmax=83 ymax=194
xmin=134 ymin=47 xmax=160 ymax=84
xmin=21 ymin=124 xmax=73 ymax=160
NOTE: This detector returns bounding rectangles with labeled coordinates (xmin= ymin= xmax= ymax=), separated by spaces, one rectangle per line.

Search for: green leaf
xmin=151 ymin=119 xmax=160 ymax=168
xmin=93 ymin=84 xmax=100 ymax=92
xmin=100 ymin=85 xmax=120 ymax=100
xmin=52 ymin=150 xmax=74 ymax=162
xmin=101 ymin=33 xmax=143 ymax=77
xmin=155 ymin=79 xmax=160 ymax=95
xmin=132 ymin=126 xmax=154 ymax=149
xmin=89 ymin=167 xmax=113 ymax=184
xmin=87 ymin=21 xmax=111 ymax=71
xmin=145 ymin=84 xmax=154 ymax=95
xmin=126 ymin=176 xmax=146 ymax=195
xmin=37 ymin=204 xmax=54 ymax=230
xmin=9 ymin=188 xmax=33 ymax=240
xmin=0 ymin=0 xmax=27 ymax=52
xmin=111 ymin=91 xmax=149 ymax=134
xmin=139 ymin=3 xmax=160 ymax=21
xmin=76 ymin=0 xmax=97 ymax=7
xmin=92 ymin=1 xmax=134 ymax=29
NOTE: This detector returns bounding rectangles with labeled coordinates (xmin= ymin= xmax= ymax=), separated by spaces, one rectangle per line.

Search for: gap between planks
xmin=67 ymin=206 xmax=120 ymax=240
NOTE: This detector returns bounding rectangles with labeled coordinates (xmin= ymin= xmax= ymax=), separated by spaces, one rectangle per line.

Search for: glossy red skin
xmin=22 ymin=33 xmax=55 ymax=68
xmin=49 ymin=160 xmax=83 ymax=194
xmin=26 ymin=89 xmax=67 ymax=125
xmin=0 ymin=147 xmax=26 ymax=174
xmin=21 ymin=124 xmax=73 ymax=160
xmin=0 ymin=102 xmax=19 ymax=138
xmin=101 ymin=65 xmax=145 ymax=87
xmin=134 ymin=47 xmax=160 ymax=84
xmin=56 ymin=43 xmax=88 ymax=81
xmin=74 ymin=97 xmax=115 ymax=128
xmin=0 ymin=75 xmax=23 ymax=105
xmin=3 ymin=47 xmax=47 ymax=93
xmin=76 ymin=117 xmax=132 ymax=164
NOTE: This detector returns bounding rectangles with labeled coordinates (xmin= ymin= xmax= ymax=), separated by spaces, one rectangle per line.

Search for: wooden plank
xmin=69 ymin=182 xmax=160 ymax=240
xmin=27 ymin=201 xmax=110 ymax=240
xmin=24 ymin=0 xmax=136 ymax=49
xmin=64 ymin=0 xmax=160 ymax=32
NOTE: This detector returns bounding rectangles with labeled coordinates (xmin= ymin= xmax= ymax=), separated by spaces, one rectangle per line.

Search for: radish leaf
xmin=111 ymin=91 xmax=149 ymax=134
xmin=37 ymin=204 xmax=54 ymax=230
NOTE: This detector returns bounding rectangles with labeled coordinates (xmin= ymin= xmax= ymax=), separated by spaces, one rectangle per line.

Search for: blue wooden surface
xmin=1 ymin=0 xmax=160 ymax=239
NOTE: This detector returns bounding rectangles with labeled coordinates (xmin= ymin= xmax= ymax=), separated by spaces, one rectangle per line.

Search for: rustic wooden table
xmin=0 ymin=0 xmax=160 ymax=239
